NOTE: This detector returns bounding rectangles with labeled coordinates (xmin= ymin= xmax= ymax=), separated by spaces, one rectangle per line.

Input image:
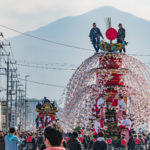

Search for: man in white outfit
xmin=122 ymin=114 xmax=131 ymax=130
xmin=116 ymin=95 xmax=126 ymax=121
xmin=97 ymin=94 xmax=107 ymax=114
xmin=118 ymin=95 xmax=126 ymax=112
xmin=94 ymin=118 xmax=100 ymax=133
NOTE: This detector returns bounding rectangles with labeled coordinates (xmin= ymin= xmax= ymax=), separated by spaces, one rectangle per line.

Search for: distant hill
xmin=9 ymin=6 xmax=150 ymax=100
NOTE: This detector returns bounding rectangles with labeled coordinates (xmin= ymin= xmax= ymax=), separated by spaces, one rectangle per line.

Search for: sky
xmin=0 ymin=0 xmax=150 ymax=38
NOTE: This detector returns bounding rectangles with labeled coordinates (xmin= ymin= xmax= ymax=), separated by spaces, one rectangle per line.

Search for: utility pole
xmin=0 ymin=34 xmax=23 ymax=131
xmin=25 ymin=75 xmax=30 ymax=130
xmin=9 ymin=67 xmax=17 ymax=127
xmin=21 ymin=90 xmax=25 ymax=130
xmin=10 ymin=69 xmax=13 ymax=123
xmin=15 ymin=80 xmax=18 ymax=126
xmin=0 ymin=42 xmax=2 ymax=99
xmin=6 ymin=53 xmax=10 ymax=131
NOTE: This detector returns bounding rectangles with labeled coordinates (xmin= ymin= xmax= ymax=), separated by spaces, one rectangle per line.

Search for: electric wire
xmin=16 ymin=59 xmax=79 ymax=67
xmin=1 ymin=24 xmax=150 ymax=57
xmin=16 ymin=63 xmax=76 ymax=71
xmin=19 ymin=78 xmax=65 ymax=88
xmin=0 ymin=24 xmax=93 ymax=52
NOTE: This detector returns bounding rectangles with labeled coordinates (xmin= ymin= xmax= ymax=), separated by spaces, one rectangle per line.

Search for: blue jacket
xmin=89 ymin=27 xmax=103 ymax=41
xmin=4 ymin=134 xmax=21 ymax=150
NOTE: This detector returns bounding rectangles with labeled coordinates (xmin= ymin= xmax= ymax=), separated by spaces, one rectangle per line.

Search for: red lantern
xmin=106 ymin=28 xmax=118 ymax=41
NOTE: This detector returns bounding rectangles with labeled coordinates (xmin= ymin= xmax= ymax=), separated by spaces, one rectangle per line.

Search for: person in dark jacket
xmin=67 ymin=132 xmax=82 ymax=150
xmin=117 ymin=23 xmax=126 ymax=53
xmin=82 ymin=135 xmax=88 ymax=150
xmin=89 ymin=23 xmax=104 ymax=53
xmin=116 ymin=134 xmax=127 ymax=150
xmin=37 ymin=133 xmax=44 ymax=150
xmin=92 ymin=131 xmax=107 ymax=150
xmin=128 ymin=132 xmax=135 ymax=150
xmin=40 ymin=144 xmax=46 ymax=150
xmin=88 ymin=135 xmax=97 ymax=150
xmin=0 ymin=131 xmax=5 ymax=150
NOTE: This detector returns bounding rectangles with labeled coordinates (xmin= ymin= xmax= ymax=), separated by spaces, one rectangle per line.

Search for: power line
xmin=16 ymin=59 xmax=79 ymax=67
xmin=1 ymin=24 xmax=150 ymax=57
xmin=16 ymin=63 xmax=76 ymax=71
xmin=128 ymin=54 xmax=150 ymax=57
xmin=1 ymin=36 xmax=15 ymax=60
xmin=19 ymin=78 xmax=65 ymax=88
xmin=0 ymin=24 xmax=93 ymax=52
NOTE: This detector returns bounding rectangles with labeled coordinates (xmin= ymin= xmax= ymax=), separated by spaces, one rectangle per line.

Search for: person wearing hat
xmin=117 ymin=23 xmax=126 ymax=53
xmin=89 ymin=23 xmax=104 ymax=53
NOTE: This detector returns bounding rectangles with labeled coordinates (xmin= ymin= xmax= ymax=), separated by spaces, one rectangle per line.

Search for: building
xmin=1 ymin=101 xmax=11 ymax=131
xmin=25 ymin=98 xmax=39 ymax=131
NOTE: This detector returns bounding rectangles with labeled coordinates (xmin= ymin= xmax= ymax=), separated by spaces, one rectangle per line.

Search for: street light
xmin=25 ymin=75 xmax=30 ymax=130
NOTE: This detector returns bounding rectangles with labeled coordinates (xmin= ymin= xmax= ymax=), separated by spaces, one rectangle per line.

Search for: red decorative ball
xmin=121 ymin=139 xmax=127 ymax=146
xmin=135 ymin=138 xmax=141 ymax=144
xmin=106 ymin=28 xmax=118 ymax=41
xmin=106 ymin=139 xmax=112 ymax=144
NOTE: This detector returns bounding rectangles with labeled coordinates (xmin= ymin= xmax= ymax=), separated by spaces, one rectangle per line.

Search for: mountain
xmin=9 ymin=6 xmax=150 ymax=101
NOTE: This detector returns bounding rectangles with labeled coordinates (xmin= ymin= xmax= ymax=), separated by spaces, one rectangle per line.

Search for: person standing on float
xmin=121 ymin=114 xmax=131 ymax=145
xmin=89 ymin=23 xmax=104 ymax=53
xmin=117 ymin=23 xmax=126 ymax=53
xmin=116 ymin=95 xmax=126 ymax=121
xmin=97 ymin=94 xmax=107 ymax=114
xmin=96 ymin=94 xmax=107 ymax=121
xmin=94 ymin=118 xmax=101 ymax=134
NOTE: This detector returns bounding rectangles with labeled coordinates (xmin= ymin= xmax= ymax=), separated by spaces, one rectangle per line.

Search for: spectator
xmin=67 ymin=132 xmax=82 ymax=150
xmin=40 ymin=144 xmax=46 ymax=150
xmin=4 ymin=127 xmax=21 ymax=150
xmin=87 ymin=135 xmax=97 ymax=150
xmin=44 ymin=125 xmax=65 ymax=150
xmin=0 ymin=130 xmax=5 ymax=150
xmin=92 ymin=131 xmax=107 ymax=150
xmin=26 ymin=132 xmax=36 ymax=150
xmin=37 ymin=133 xmax=44 ymax=150
xmin=19 ymin=133 xmax=26 ymax=150
xmin=128 ymin=131 xmax=135 ymax=150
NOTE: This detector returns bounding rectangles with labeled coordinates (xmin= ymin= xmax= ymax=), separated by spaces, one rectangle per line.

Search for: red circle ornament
xmin=106 ymin=28 xmax=118 ymax=41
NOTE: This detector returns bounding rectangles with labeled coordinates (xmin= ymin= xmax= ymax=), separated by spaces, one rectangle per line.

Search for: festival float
xmin=35 ymin=97 xmax=59 ymax=131
xmin=60 ymin=19 xmax=150 ymax=144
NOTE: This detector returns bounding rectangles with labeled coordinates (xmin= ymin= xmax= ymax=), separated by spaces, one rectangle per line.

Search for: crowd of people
xmin=1 ymin=125 xmax=150 ymax=150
